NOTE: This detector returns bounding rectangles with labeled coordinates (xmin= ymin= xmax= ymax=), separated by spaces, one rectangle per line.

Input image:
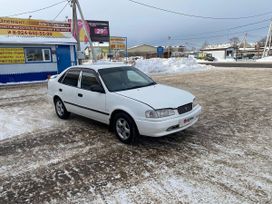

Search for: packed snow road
xmin=0 ymin=68 xmax=272 ymax=203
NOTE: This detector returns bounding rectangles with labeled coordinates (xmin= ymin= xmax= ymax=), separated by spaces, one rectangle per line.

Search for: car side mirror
xmin=90 ymin=84 xmax=105 ymax=93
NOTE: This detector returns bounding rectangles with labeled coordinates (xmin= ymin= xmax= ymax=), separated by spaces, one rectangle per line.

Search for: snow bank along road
xmin=0 ymin=68 xmax=272 ymax=203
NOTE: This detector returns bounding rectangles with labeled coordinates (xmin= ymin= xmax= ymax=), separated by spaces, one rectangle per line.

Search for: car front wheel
xmin=113 ymin=113 xmax=138 ymax=144
xmin=54 ymin=97 xmax=70 ymax=119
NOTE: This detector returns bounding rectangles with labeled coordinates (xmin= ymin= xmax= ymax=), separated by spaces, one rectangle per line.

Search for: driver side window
xmin=81 ymin=70 xmax=100 ymax=91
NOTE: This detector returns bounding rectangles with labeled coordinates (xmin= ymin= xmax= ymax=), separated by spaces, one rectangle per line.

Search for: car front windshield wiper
xmin=113 ymin=82 xmax=157 ymax=92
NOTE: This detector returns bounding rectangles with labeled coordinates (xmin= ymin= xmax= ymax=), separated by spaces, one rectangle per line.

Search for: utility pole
xmin=72 ymin=0 xmax=81 ymax=64
xmin=262 ymin=20 xmax=272 ymax=58
xmin=168 ymin=36 xmax=171 ymax=58
xmin=243 ymin=33 xmax=247 ymax=51
xmin=71 ymin=0 xmax=96 ymax=63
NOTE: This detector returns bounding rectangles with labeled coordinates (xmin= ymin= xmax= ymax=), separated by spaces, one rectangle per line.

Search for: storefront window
xmin=43 ymin=49 xmax=51 ymax=61
xmin=25 ymin=48 xmax=51 ymax=63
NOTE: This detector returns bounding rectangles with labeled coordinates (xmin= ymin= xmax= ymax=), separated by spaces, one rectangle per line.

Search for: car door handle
xmin=78 ymin=93 xmax=83 ymax=97
xmin=59 ymin=88 xmax=62 ymax=92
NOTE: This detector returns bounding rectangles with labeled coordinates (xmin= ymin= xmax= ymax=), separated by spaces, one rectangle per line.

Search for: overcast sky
xmin=1 ymin=0 xmax=271 ymax=48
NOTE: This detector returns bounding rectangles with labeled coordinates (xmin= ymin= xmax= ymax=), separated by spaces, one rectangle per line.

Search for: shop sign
xmin=0 ymin=17 xmax=71 ymax=38
xmin=0 ymin=48 xmax=25 ymax=64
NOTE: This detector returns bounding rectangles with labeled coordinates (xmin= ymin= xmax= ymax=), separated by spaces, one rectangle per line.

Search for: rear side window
xmin=81 ymin=71 xmax=100 ymax=90
xmin=62 ymin=69 xmax=80 ymax=87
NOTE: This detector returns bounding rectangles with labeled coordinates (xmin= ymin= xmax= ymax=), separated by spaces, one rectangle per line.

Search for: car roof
xmin=70 ymin=63 xmax=130 ymax=71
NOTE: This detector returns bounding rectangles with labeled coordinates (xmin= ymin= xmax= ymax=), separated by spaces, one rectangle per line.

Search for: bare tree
xmin=258 ymin=37 xmax=266 ymax=47
xmin=201 ymin=41 xmax=209 ymax=49
xmin=229 ymin=37 xmax=240 ymax=47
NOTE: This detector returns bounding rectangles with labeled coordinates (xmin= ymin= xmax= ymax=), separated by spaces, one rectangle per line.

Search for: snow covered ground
xmin=0 ymin=85 xmax=67 ymax=141
xmin=215 ymin=58 xmax=236 ymax=62
xmin=257 ymin=56 xmax=272 ymax=62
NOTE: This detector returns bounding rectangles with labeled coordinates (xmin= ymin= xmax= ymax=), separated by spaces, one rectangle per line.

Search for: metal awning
xmin=0 ymin=36 xmax=77 ymax=45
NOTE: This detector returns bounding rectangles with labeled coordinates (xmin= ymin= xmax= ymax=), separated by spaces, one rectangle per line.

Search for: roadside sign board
xmin=88 ymin=20 xmax=110 ymax=43
xmin=110 ymin=36 xmax=128 ymax=58
xmin=110 ymin=37 xmax=127 ymax=51
xmin=68 ymin=20 xmax=110 ymax=43
xmin=157 ymin=46 xmax=164 ymax=57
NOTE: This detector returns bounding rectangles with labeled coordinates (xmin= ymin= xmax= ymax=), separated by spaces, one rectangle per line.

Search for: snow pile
xmin=135 ymin=57 xmax=211 ymax=74
xmin=257 ymin=56 xmax=272 ymax=62
xmin=216 ymin=58 xmax=236 ymax=62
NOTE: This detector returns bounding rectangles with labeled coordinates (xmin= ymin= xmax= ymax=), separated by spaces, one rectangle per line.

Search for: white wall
xmin=0 ymin=63 xmax=57 ymax=74
xmin=203 ymin=50 xmax=225 ymax=60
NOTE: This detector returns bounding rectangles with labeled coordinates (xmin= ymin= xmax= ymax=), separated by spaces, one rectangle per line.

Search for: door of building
xmin=56 ymin=45 xmax=71 ymax=73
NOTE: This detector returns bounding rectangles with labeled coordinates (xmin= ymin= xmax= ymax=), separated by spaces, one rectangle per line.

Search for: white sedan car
xmin=48 ymin=64 xmax=202 ymax=143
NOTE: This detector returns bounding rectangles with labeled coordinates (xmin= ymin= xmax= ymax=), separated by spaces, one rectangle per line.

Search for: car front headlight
xmin=192 ymin=97 xmax=199 ymax=108
xmin=145 ymin=109 xmax=175 ymax=118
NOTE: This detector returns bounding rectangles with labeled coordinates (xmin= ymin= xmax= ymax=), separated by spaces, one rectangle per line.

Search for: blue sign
xmin=157 ymin=46 xmax=164 ymax=57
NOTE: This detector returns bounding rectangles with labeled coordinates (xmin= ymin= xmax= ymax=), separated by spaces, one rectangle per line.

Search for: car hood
xmin=116 ymin=84 xmax=194 ymax=109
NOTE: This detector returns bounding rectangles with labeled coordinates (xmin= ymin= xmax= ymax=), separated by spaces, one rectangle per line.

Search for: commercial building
xmin=128 ymin=44 xmax=157 ymax=58
xmin=201 ymin=43 xmax=236 ymax=60
xmin=0 ymin=17 xmax=77 ymax=83
xmin=128 ymin=44 xmax=186 ymax=59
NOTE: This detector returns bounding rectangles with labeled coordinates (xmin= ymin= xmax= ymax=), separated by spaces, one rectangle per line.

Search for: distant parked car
xmin=47 ymin=64 xmax=202 ymax=143
xmin=204 ymin=54 xmax=216 ymax=61
xmin=196 ymin=53 xmax=215 ymax=61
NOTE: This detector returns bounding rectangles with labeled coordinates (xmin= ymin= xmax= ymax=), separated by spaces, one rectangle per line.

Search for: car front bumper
xmin=135 ymin=105 xmax=202 ymax=137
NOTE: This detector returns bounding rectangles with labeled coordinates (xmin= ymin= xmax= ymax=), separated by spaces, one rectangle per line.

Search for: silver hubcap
xmin=116 ymin=118 xmax=131 ymax=140
xmin=56 ymin=100 xmax=64 ymax=116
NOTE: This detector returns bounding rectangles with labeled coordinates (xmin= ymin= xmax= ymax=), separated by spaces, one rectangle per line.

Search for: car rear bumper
xmin=135 ymin=105 xmax=202 ymax=137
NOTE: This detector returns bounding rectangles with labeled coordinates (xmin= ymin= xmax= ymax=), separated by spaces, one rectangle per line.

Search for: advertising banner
xmin=0 ymin=17 xmax=71 ymax=38
xmin=88 ymin=21 xmax=110 ymax=42
xmin=68 ymin=20 xmax=110 ymax=43
xmin=0 ymin=48 xmax=25 ymax=64
xmin=110 ymin=37 xmax=127 ymax=50
xmin=68 ymin=19 xmax=90 ymax=43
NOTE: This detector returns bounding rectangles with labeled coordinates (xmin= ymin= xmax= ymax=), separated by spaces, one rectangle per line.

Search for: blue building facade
xmin=0 ymin=17 xmax=78 ymax=84
xmin=0 ymin=38 xmax=77 ymax=83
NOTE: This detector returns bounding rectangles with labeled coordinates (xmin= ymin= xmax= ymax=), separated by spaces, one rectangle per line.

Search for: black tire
xmin=113 ymin=112 xmax=138 ymax=144
xmin=54 ymin=97 xmax=70 ymax=119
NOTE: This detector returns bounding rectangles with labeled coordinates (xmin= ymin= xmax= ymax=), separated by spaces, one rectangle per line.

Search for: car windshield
xmin=98 ymin=66 xmax=156 ymax=92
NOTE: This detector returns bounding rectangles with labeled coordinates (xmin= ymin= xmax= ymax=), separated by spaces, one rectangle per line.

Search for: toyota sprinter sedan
xmin=48 ymin=64 xmax=202 ymax=143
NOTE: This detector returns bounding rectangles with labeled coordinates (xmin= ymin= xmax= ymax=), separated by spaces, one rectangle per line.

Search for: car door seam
xmin=64 ymin=101 xmax=110 ymax=116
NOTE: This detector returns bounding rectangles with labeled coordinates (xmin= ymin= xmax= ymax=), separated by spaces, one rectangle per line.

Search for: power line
xmin=174 ymin=18 xmax=271 ymax=39
xmin=171 ymin=26 xmax=268 ymax=41
xmin=53 ymin=1 xmax=70 ymax=21
xmin=128 ymin=0 xmax=272 ymax=20
xmin=148 ymin=25 xmax=269 ymax=46
xmin=3 ymin=0 xmax=68 ymax=18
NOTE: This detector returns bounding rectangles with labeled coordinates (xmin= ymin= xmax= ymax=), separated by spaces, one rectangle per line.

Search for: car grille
xmin=177 ymin=103 xmax=192 ymax=114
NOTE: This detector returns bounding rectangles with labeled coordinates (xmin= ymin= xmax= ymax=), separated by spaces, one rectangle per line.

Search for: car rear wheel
xmin=113 ymin=112 xmax=138 ymax=144
xmin=54 ymin=97 xmax=70 ymax=119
